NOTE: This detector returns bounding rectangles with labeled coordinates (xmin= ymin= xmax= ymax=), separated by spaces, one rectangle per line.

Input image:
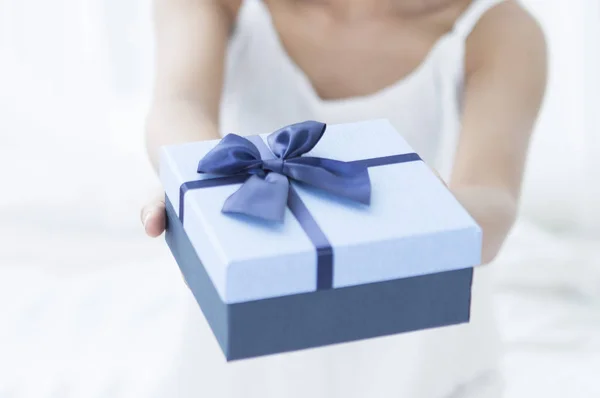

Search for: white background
xmin=0 ymin=0 xmax=599 ymax=397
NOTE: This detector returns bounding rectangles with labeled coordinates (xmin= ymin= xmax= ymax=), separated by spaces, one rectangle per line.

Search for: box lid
xmin=160 ymin=119 xmax=481 ymax=304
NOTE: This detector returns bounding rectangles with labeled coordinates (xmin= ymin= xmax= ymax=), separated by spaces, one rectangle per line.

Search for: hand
xmin=141 ymin=192 xmax=167 ymax=237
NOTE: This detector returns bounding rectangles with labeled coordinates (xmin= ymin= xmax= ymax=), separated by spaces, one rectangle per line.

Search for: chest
xmin=221 ymin=0 xmax=469 ymax=168
xmin=263 ymin=0 xmax=468 ymax=100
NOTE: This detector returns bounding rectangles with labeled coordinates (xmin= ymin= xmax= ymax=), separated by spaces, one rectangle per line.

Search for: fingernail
xmin=143 ymin=209 xmax=154 ymax=228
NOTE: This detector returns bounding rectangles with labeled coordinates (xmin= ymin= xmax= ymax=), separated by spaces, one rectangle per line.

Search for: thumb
xmin=141 ymin=194 xmax=166 ymax=237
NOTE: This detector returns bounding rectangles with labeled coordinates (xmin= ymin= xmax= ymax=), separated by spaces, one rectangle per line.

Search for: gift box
xmin=160 ymin=119 xmax=481 ymax=361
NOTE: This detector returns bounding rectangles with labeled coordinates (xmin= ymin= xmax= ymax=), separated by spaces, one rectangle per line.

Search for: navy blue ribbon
xmin=196 ymin=121 xmax=373 ymax=223
xmin=179 ymin=122 xmax=421 ymax=290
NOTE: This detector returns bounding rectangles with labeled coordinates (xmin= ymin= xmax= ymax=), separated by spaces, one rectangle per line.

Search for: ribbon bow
xmin=197 ymin=121 xmax=372 ymax=222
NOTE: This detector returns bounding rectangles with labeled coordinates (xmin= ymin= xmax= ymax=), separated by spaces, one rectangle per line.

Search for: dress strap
xmin=453 ymin=0 xmax=507 ymax=38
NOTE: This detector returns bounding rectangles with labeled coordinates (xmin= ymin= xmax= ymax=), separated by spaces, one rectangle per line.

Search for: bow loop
xmin=267 ymin=121 xmax=327 ymax=159
xmin=197 ymin=134 xmax=263 ymax=175
xmin=284 ymin=157 xmax=371 ymax=205
xmin=197 ymin=121 xmax=371 ymax=222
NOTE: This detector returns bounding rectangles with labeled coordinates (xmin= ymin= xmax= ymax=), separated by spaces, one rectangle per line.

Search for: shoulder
xmin=465 ymin=1 xmax=547 ymax=77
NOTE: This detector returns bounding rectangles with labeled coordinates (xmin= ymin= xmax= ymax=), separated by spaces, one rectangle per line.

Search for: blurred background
xmin=0 ymin=0 xmax=599 ymax=397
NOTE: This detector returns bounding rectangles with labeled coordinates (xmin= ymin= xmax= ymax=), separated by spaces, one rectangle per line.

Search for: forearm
xmin=145 ymin=99 xmax=220 ymax=173
xmin=451 ymin=185 xmax=518 ymax=265
xmin=450 ymin=4 xmax=546 ymax=264
xmin=146 ymin=0 xmax=235 ymax=173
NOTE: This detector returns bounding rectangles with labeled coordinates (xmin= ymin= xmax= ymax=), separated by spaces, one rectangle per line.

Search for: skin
xmin=141 ymin=0 xmax=547 ymax=265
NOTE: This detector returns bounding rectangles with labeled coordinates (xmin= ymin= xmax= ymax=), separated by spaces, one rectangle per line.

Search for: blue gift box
xmin=160 ymin=119 xmax=481 ymax=361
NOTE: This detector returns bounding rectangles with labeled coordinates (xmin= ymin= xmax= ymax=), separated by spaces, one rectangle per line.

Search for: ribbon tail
xmin=222 ymin=174 xmax=289 ymax=223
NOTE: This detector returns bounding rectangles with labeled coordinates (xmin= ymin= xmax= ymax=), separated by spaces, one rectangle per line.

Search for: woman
xmin=141 ymin=0 xmax=547 ymax=397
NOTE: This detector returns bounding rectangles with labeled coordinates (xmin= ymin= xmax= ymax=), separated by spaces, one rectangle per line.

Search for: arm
xmin=142 ymin=0 xmax=241 ymax=236
xmin=451 ymin=2 xmax=547 ymax=264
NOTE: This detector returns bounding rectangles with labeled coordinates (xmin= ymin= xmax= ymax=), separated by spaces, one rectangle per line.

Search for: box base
xmin=165 ymin=196 xmax=473 ymax=361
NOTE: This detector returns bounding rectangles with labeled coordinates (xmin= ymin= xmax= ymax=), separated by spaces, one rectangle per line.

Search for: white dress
xmin=158 ymin=1 xmax=506 ymax=397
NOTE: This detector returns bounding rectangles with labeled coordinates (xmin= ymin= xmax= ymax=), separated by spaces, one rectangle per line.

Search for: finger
xmin=141 ymin=199 xmax=166 ymax=238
